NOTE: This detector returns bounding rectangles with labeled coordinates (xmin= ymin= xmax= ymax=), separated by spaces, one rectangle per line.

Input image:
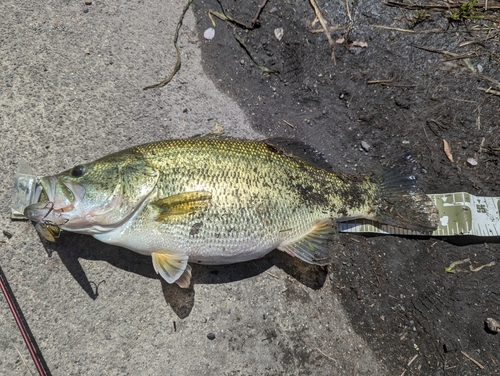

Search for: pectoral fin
xmin=152 ymin=251 xmax=191 ymax=287
xmin=278 ymin=218 xmax=336 ymax=265
xmin=151 ymin=191 xmax=212 ymax=221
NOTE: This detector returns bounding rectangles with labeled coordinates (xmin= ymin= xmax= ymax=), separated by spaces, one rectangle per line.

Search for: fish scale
xmin=125 ymin=139 xmax=338 ymax=262
xmin=21 ymin=137 xmax=438 ymax=287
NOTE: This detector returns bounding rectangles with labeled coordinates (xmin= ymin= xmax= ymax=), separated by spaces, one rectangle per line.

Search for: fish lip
xmin=23 ymin=176 xmax=85 ymax=225
xmin=40 ymin=176 xmax=56 ymax=204
xmin=23 ymin=177 xmax=56 ymax=222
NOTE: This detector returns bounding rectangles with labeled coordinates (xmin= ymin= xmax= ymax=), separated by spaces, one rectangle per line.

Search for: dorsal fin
xmin=264 ymin=138 xmax=333 ymax=172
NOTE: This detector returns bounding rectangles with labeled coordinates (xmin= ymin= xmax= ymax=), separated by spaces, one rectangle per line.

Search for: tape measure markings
xmin=339 ymin=192 xmax=500 ymax=237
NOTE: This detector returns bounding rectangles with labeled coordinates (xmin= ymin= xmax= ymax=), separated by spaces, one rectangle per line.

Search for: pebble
xmin=85 ymin=0 xmax=92 ymax=4
xmin=361 ymin=141 xmax=371 ymax=152
xmin=485 ymin=318 xmax=500 ymax=333
xmin=329 ymin=273 xmax=334 ymax=281
xmin=274 ymin=28 xmax=284 ymax=41
xmin=207 ymin=332 xmax=216 ymax=340
xmin=204 ymin=28 xmax=215 ymax=40
xmin=467 ymin=157 xmax=478 ymax=166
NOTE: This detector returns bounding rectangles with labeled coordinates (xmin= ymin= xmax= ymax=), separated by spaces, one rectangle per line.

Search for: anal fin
xmin=152 ymin=251 xmax=191 ymax=287
xmin=278 ymin=218 xmax=336 ymax=265
xmin=175 ymin=264 xmax=192 ymax=288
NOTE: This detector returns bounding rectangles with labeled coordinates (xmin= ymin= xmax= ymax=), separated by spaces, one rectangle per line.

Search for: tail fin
xmin=374 ymin=153 xmax=439 ymax=232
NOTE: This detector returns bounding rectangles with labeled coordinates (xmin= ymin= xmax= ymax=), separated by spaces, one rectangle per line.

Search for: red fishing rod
xmin=0 ymin=265 xmax=50 ymax=376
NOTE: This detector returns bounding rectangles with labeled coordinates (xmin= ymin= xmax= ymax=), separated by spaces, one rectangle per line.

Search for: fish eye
xmin=70 ymin=165 xmax=86 ymax=178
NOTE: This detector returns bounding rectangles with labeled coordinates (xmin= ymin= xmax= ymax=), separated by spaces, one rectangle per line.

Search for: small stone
xmin=211 ymin=123 xmax=224 ymax=134
xmin=204 ymin=28 xmax=215 ymax=40
xmin=485 ymin=318 xmax=500 ymax=333
xmin=274 ymin=28 xmax=284 ymax=41
xmin=395 ymin=98 xmax=410 ymax=109
xmin=207 ymin=332 xmax=216 ymax=340
xmin=270 ymin=7 xmax=278 ymax=13
xmin=361 ymin=141 xmax=371 ymax=152
xmin=467 ymin=157 xmax=478 ymax=166
xmin=85 ymin=0 xmax=92 ymax=4
xmin=329 ymin=273 xmax=334 ymax=281
xmin=3 ymin=230 xmax=13 ymax=239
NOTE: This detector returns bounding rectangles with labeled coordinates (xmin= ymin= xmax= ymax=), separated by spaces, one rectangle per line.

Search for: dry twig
xmin=282 ymin=119 xmax=297 ymax=129
xmin=317 ymin=348 xmax=338 ymax=363
xmin=309 ymin=25 xmax=346 ymax=33
xmin=407 ymin=354 xmax=418 ymax=366
xmin=469 ymin=261 xmax=496 ymax=272
xmin=413 ymin=45 xmax=486 ymax=61
xmin=384 ymin=1 xmax=500 ymax=11
xmin=461 ymin=351 xmax=485 ymax=370
xmin=143 ymin=0 xmax=193 ymax=90
xmin=208 ymin=0 xmax=269 ymax=30
xmin=478 ymin=86 xmax=500 ymax=96
xmin=371 ymin=24 xmax=445 ymax=33
xmin=309 ymin=0 xmax=337 ymax=64
xmin=367 ymin=79 xmax=419 ymax=87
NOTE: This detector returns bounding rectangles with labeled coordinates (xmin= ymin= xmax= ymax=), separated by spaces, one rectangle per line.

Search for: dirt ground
xmin=1 ymin=0 xmax=500 ymax=375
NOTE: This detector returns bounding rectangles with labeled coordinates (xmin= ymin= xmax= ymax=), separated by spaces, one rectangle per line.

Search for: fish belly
xmin=92 ymin=201 xmax=326 ymax=265
xmin=92 ymin=220 xmax=280 ymax=264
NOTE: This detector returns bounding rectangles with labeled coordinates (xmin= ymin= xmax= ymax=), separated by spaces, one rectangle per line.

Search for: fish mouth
xmin=23 ymin=176 xmax=85 ymax=225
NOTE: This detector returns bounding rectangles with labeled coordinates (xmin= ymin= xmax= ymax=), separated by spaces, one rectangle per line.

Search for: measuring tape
xmin=11 ymin=168 xmax=500 ymax=237
xmin=339 ymin=193 xmax=500 ymax=237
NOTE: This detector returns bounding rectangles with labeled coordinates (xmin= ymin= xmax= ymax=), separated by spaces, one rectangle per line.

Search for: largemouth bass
xmin=24 ymin=137 xmax=438 ymax=287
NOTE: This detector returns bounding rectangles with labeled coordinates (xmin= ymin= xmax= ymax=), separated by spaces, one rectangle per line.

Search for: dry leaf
xmin=351 ymin=41 xmax=368 ymax=48
xmin=443 ymin=139 xmax=454 ymax=162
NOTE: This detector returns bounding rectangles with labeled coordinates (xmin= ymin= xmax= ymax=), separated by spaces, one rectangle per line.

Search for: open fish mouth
xmin=23 ymin=176 xmax=85 ymax=225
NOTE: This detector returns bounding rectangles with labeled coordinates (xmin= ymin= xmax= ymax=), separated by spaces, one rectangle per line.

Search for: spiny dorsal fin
xmin=264 ymin=138 xmax=333 ymax=172
xmin=150 ymin=191 xmax=212 ymax=221
xmin=277 ymin=218 xmax=336 ymax=265
xmin=151 ymin=251 xmax=190 ymax=287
